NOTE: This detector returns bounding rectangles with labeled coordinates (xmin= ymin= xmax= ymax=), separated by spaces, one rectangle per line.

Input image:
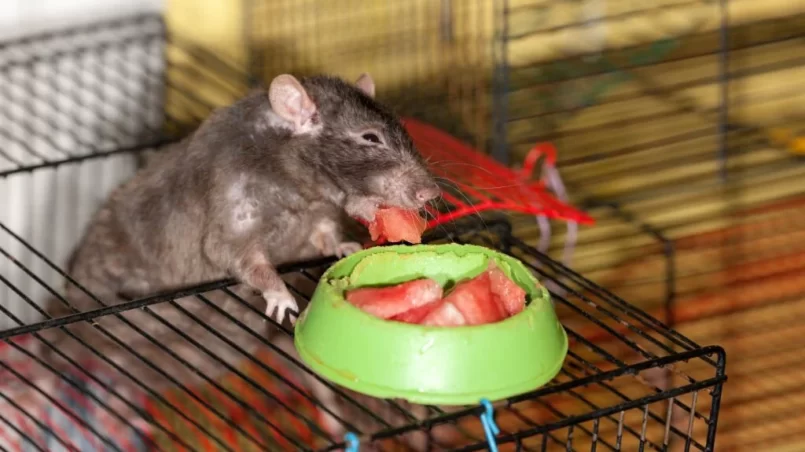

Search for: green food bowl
xmin=293 ymin=244 xmax=568 ymax=406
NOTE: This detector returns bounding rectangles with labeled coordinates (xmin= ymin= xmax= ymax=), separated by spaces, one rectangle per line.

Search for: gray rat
xmin=42 ymin=73 xmax=440 ymax=413
xmin=54 ymin=72 xmax=438 ymax=320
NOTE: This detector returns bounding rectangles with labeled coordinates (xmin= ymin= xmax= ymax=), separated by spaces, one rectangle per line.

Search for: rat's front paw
xmin=262 ymin=289 xmax=299 ymax=325
xmin=336 ymin=241 xmax=363 ymax=257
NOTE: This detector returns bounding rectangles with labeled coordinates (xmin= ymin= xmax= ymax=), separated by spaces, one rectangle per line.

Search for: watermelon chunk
xmin=345 ymin=260 xmax=528 ymax=327
xmin=487 ymin=262 xmax=527 ymax=316
xmin=390 ymin=300 xmax=441 ymax=324
xmin=367 ymin=207 xmax=427 ymax=244
xmin=440 ymin=271 xmax=507 ymax=325
xmin=421 ymin=300 xmax=467 ymax=327
xmin=345 ymin=278 xmax=442 ymax=319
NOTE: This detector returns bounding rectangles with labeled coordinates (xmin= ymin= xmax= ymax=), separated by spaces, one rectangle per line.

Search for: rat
xmin=53 ymin=72 xmax=439 ymax=321
xmin=42 ymin=73 xmax=440 ymax=400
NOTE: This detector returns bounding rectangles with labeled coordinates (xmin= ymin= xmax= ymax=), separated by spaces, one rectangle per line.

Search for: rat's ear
xmin=355 ymin=73 xmax=375 ymax=98
xmin=268 ymin=74 xmax=317 ymax=130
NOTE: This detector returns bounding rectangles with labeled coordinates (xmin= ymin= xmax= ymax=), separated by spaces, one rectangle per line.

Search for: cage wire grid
xmin=497 ymin=4 xmax=805 ymax=196
xmin=0 ymin=215 xmax=727 ymax=451
xmin=0 ymin=11 xmax=727 ymax=452
xmin=493 ymin=2 xmax=804 ymax=451
xmin=493 ymin=0 xmax=805 ymax=277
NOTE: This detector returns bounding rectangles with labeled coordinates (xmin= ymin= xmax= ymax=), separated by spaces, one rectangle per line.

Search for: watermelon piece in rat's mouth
xmin=344 ymin=261 xmax=528 ymax=327
xmin=365 ymin=207 xmax=428 ymax=244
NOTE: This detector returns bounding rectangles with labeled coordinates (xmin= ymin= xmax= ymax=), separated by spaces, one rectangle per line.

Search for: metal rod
xmin=704 ymin=350 xmax=728 ymax=452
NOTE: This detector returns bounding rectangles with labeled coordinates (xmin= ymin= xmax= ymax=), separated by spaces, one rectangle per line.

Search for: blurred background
xmin=1 ymin=0 xmax=805 ymax=450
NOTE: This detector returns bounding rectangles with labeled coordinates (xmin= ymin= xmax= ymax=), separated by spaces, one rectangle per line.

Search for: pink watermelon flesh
xmin=345 ymin=278 xmax=443 ymax=319
xmin=345 ymin=261 xmax=527 ymax=327
xmin=436 ymin=271 xmax=507 ymax=326
xmin=390 ymin=300 xmax=442 ymax=324
xmin=487 ymin=262 xmax=527 ymax=316
xmin=420 ymin=300 xmax=467 ymax=326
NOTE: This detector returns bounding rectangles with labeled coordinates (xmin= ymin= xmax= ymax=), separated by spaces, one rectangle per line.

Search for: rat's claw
xmin=263 ymin=289 xmax=299 ymax=325
xmin=336 ymin=241 xmax=363 ymax=257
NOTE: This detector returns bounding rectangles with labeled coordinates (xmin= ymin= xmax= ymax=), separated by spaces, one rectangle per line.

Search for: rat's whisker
xmin=428 ymin=161 xmax=504 ymax=180
xmin=432 ymin=179 xmax=483 ymax=221
xmin=434 ymin=176 xmax=457 ymax=186
xmin=443 ymin=185 xmax=489 ymax=234
xmin=437 ymin=223 xmax=455 ymax=244
xmin=434 ymin=177 xmax=462 ymax=193
xmin=430 ymin=192 xmax=455 ymax=219
xmin=435 ymin=221 xmax=455 ymax=244
xmin=422 ymin=196 xmax=461 ymax=245
xmin=424 ymin=159 xmax=459 ymax=168
xmin=434 ymin=175 xmax=519 ymax=194
xmin=433 ymin=174 xmax=524 ymax=191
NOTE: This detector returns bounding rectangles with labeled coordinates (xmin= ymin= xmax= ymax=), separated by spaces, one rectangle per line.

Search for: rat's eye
xmin=361 ymin=133 xmax=381 ymax=144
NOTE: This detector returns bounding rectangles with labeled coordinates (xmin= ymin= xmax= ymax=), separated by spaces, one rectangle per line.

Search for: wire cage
xmin=490 ymin=1 xmax=805 ymax=451
xmin=0 ymin=5 xmax=735 ymax=452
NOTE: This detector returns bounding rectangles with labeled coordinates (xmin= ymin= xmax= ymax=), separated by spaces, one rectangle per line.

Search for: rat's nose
xmin=415 ymin=185 xmax=441 ymax=203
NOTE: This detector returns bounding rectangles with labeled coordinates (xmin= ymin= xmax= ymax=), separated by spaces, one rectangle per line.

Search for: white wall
xmin=0 ymin=0 xmax=165 ymax=329
xmin=0 ymin=0 xmax=163 ymax=42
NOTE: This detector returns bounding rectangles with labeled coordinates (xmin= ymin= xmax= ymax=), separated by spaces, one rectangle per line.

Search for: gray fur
xmin=42 ymin=74 xmax=439 ymax=438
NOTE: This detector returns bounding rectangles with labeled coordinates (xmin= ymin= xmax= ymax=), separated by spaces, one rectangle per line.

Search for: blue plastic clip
xmin=480 ymin=398 xmax=500 ymax=452
xmin=344 ymin=432 xmax=360 ymax=452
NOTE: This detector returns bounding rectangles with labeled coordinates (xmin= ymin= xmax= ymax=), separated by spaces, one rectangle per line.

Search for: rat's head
xmin=267 ymin=73 xmax=440 ymax=221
